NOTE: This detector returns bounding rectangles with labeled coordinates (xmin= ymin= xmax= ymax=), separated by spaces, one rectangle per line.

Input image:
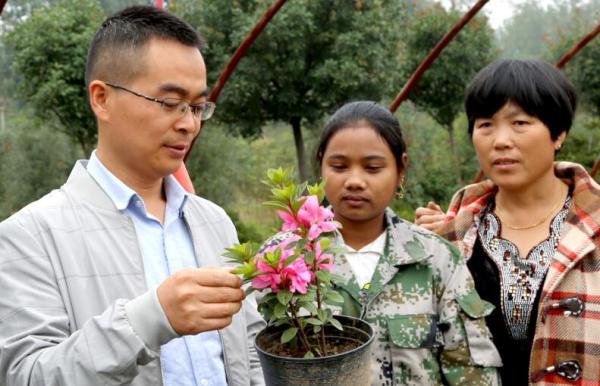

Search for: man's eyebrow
xmin=158 ymin=83 xmax=208 ymax=99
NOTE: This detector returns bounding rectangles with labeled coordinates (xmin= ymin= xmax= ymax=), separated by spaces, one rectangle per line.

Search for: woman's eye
xmin=514 ymin=120 xmax=529 ymax=126
xmin=476 ymin=122 xmax=492 ymax=129
xmin=330 ymin=164 xmax=346 ymax=171
xmin=365 ymin=165 xmax=382 ymax=172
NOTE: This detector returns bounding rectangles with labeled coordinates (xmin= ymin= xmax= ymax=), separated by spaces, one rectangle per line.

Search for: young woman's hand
xmin=415 ymin=201 xmax=446 ymax=232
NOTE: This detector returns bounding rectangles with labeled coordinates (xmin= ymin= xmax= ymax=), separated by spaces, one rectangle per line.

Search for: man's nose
xmin=175 ymin=105 xmax=200 ymax=133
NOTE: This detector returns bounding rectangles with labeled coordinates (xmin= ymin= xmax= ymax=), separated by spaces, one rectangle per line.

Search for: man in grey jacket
xmin=0 ymin=6 xmax=265 ymax=386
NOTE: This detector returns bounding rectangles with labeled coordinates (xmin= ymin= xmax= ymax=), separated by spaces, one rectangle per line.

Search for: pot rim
xmin=254 ymin=315 xmax=375 ymax=362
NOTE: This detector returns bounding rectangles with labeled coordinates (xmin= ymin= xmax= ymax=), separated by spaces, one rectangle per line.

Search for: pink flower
xmin=281 ymin=257 xmax=312 ymax=294
xmin=314 ymin=242 xmax=334 ymax=273
xmin=297 ymin=195 xmax=338 ymax=240
xmin=251 ymin=259 xmax=282 ymax=292
xmin=252 ymin=242 xmax=312 ymax=294
xmin=277 ymin=209 xmax=299 ymax=232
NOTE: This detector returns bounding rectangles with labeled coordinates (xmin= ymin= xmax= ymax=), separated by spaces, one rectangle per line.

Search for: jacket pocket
xmin=387 ymin=314 xmax=443 ymax=384
xmin=388 ymin=314 xmax=440 ymax=349
xmin=456 ymin=291 xmax=503 ymax=367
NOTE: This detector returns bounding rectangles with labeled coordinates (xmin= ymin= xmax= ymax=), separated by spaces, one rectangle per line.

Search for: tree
xmin=5 ymin=0 xmax=105 ymax=156
xmin=399 ymin=4 xmax=495 ymax=183
xmin=540 ymin=0 xmax=600 ymax=116
xmin=497 ymin=0 xmax=599 ymax=60
xmin=174 ymin=0 xmax=406 ymax=181
xmin=0 ymin=111 xmax=81 ymax=220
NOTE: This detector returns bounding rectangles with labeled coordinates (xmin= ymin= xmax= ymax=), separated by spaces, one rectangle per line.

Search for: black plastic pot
xmin=255 ymin=315 xmax=374 ymax=386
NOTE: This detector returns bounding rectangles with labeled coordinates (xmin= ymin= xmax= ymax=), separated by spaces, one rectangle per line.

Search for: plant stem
xmin=291 ymin=307 xmax=312 ymax=355
xmin=313 ymin=245 xmax=328 ymax=355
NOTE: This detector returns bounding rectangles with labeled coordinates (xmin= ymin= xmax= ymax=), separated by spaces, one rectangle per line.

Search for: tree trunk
xmin=290 ymin=116 xmax=308 ymax=182
xmin=446 ymin=123 xmax=463 ymax=185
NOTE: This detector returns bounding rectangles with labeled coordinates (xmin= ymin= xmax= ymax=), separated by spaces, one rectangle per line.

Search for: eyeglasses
xmin=104 ymin=82 xmax=216 ymax=121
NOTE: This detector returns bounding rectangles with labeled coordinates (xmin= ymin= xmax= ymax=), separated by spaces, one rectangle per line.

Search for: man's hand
xmin=414 ymin=201 xmax=446 ymax=232
xmin=157 ymin=268 xmax=245 ymax=335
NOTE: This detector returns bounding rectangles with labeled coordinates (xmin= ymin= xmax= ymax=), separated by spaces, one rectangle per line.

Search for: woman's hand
xmin=415 ymin=201 xmax=446 ymax=232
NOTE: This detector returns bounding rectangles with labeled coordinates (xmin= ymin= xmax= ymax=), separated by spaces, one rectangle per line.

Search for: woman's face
xmin=472 ymin=102 xmax=565 ymax=191
xmin=321 ymin=124 xmax=404 ymax=226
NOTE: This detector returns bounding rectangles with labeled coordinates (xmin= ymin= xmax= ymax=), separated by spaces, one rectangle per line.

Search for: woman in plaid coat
xmin=416 ymin=59 xmax=600 ymax=385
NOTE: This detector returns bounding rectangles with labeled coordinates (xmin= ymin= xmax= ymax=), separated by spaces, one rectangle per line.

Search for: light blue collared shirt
xmin=87 ymin=151 xmax=227 ymax=386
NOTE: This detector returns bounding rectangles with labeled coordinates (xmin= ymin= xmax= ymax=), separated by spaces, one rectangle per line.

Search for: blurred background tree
xmin=0 ymin=0 xmax=598 ymax=241
xmin=399 ymin=3 xmax=496 ymax=184
xmin=174 ymin=0 xmax=407 ymax=181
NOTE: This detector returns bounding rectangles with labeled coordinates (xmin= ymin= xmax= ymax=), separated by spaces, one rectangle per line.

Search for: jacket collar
xmin=61 ymin=160 xmax=119 ymax=212
xmin=439 ymin=161 xmax=599 ymax=297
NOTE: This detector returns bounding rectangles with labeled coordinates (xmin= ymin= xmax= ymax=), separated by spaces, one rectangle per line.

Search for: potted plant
xmin=225 ymin=168 xmax=374 ymax=386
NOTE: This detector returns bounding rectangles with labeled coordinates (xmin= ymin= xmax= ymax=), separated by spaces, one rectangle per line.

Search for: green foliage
xmin=5 ymin=0 xmax=105 ymax=155
xmin=399 ymin=4 xmax=495 ymax=184
xmin=545 ymin=32 xmax=600 ymax=117
xmin=0 ymin=111 xmax=81 ymax=220
xmin=174 ymin=0 xmax=406 ymax=179
xmin=400 ymin=4 xmax=496 ymax=130
xmin=497 ymin=0 xmax=599 ymax=61
xmin=498 ymin=0 xmax=599 ymax=116
xmin=559 ymin=113 xmax=600 ymax=177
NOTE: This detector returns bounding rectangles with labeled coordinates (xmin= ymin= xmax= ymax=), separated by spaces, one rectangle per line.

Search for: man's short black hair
xmin=85 ymin=5 xmax=204 ymax=86
xmin=465 ymin=59 xmax=577 ymax=140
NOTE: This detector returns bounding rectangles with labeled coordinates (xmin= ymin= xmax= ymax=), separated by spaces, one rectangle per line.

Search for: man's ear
xmin=89 ymin=80 xmax=110 ymax=123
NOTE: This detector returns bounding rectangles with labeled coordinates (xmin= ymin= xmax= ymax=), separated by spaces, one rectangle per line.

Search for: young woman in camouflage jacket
xmin=316 ymin=101 xmax=502 ymax=385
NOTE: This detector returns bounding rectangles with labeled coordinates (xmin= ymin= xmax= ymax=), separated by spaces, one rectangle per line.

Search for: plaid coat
xmin=437 ymin=162 xmax=600 ymax=385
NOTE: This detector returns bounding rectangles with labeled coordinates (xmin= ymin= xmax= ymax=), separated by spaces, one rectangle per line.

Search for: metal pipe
xmin=389 ymin=0 xmax=490 ymax=113
xmin=556 ymin=22 xmax=600 ymax=69
xmin=184 ymin=0 xmax=287 ymax=164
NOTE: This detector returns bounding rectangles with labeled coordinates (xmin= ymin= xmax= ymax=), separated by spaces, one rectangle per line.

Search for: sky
xmin=439 ymin=0 xmax=556 ymax=29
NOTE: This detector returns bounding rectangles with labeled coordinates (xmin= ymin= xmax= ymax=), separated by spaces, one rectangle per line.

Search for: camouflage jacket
xmin=330 ymin=209 xmax=502 ymax=386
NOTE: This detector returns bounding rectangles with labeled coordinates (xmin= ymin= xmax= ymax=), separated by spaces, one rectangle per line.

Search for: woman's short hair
xmin=465 ymin=59 xmax=577 ymax=140
xmin=316 ymin=101 xmax=407 ymax=171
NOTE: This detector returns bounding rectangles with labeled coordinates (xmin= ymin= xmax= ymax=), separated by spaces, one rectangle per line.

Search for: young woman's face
xmin=472 ymin=102 xmax=565 ymax=191
xmin=321 ymin=124 xmax=404 ymax=226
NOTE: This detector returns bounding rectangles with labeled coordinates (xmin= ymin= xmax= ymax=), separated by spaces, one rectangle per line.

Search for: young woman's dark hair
xmin=85 ymin=5 xmax=204 ymax=86
xmin=465 ymin=59 xmax=577 ymax=140
xmin=316 ymin=101 xmax=407 ymax=171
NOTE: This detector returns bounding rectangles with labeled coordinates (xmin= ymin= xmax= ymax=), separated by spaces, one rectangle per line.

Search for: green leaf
xmin=300 ymin=302 xmax=318 ymax=315
xmin=305 ymin=317 xmax=323 ymax=326
xmin=274 ymin=302 xmax=287 ymax=319
xmin=318 ymin=238 xmax=332 ymax=251
xmin=304 ymin=251 xmax=315 ymax=265
xmin=276 ymin=290 xmax=293 ymax=305
xmin=316 ymin=270 xmax=331 ymax=284
xmin=283 ymin=252 xmax=300 ymax=267
xmin=317 ymin=309 xmax=328 ymax=322
xmin=325 ymin=290 xmax=344 ymax=303
xmin=303 ymin=351 xmax=315 ymax=359
xmin=222 ymin=242 xmax=258 ymax=263
xmin=290 ymin=196 xmax=307 ymax=213
xmin=329 ymin=317 xmax=344 ymax=331
xmin=281 ymin=327 xmax=298 ymax=344
xmin=262 ymin=200 xmax=290 ymax=211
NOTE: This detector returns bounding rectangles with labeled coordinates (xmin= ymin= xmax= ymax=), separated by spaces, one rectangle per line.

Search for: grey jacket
xmin=0 ymin=161 xmax=265 ymax=386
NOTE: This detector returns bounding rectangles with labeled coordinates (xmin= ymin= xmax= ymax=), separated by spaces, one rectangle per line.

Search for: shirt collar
xmin=339 ymin=230 xmax=386 ymax=254
xmin=86 ymin=150 xmax=189 ymax=214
